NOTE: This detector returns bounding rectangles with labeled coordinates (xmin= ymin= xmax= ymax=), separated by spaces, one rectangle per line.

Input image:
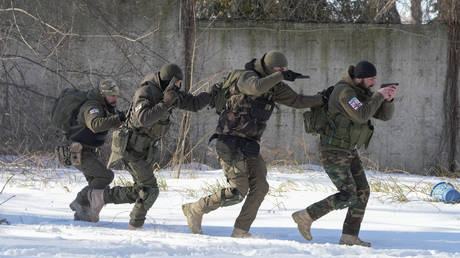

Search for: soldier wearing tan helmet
xmin=69 ymin=79 xmax=126 ymax=222
xmin=182 ymin=51 xmax=325 ymax=238
xmin=87 ymin=63 xmax=213 ymax=229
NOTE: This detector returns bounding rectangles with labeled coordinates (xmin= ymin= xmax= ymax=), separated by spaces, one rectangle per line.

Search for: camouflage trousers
xmin=306 ymin=149 xmax=370 ymax=236
xmin=194 ymin=138 xmax=269 ymax=231
xmin=73 ymin=150 xmax=114 ymax=207
xmin=103 ymin=153 xmax=159 ymax=228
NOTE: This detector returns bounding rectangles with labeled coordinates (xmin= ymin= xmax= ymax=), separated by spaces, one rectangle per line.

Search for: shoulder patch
xmin=135 ymin=103 xmax=144 ymax=112
xmin=348 ymin=97 xmax=362 ymax=110
xmin=89 ymin=108 xmax=100 ymax=114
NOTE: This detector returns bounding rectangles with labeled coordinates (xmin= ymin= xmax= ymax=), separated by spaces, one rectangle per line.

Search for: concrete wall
xmin=1 ymin=0 xmax=457 ymax=173
xmin=190 ymin=22 xmax=457 ymax=173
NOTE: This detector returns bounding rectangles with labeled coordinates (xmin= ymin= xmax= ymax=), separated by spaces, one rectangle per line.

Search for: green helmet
xmin=263 ymin=51 xmax=288 ymax=74
xmin=160 ymin=63 xmax=183 ymax=81
xmin=99 ymin=79 xmax=120 ymax=96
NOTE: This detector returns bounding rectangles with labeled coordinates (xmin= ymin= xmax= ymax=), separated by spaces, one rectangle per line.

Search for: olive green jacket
xmin=128 ymin=72 xmax=210 ymax=139
xmin=320 ymin=73 xmax=395 ymax=151
xmin=237 ymin=58 xmax=324 ymax=108
xmin=71 ymin=89 xmax=122 ymax=147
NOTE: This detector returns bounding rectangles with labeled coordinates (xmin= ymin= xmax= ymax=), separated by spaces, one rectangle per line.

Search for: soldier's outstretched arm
xmin=237 ymin=70 xmax=284 ymax=95
xmin=84 ymin=104 xmax=123 ymax=133
xmin=338 ymin=87 xmax=385 ymax=124
xmin=177 ymin=91 xmax=211 ymax=112
xmin=272 ymin=83 xmax=324 ymax=108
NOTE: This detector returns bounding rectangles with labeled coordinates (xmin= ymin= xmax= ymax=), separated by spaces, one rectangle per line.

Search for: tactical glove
xmin=281 ymin=70 xmax=303 ymax=82
xmin=163 ymin=89 xmax=180 ymax=108
xmin=117 ymin=111 xmax=127 ymax=122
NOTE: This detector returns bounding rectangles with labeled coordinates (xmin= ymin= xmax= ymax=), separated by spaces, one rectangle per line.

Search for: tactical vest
xmin=319 ymin=84 xmax=374 ymax=150
xmin=216 ymin=70 xmax=276 ymax=142
xmin=320 ymin=112 xmax=374 ymax=150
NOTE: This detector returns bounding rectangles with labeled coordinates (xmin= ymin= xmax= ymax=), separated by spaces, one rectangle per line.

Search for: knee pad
xmin=139 ymin=186 xmax=159 ymax=209
xmin=220 ymin=188 xmax=244 ymax=207
xmin=335 ymin=190 xmax=358 ymax=209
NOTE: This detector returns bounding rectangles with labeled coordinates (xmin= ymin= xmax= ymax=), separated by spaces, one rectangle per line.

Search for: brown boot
xmin=339 ymin=234 xmax=371 ymax=247
xmin=182 ymin=203 xmax=204 ymax=234
xmin=87 ymin=189 xmax=105 ymax=223
xmin=128 ymin=225 xmax=143 ymax=230
xmin=69 ymin=199 xmax=91 ymax=222
xmin=292 ymin=209 xmax=314 ymax=241
xmin=231 ymin=228 xmax=252 ymax=238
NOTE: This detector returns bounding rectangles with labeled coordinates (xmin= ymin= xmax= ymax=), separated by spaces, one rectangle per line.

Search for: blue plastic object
xmin=430 ymin=182 xmax=460 ymax=204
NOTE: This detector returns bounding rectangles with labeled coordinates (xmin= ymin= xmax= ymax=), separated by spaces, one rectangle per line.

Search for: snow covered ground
xmin=1 ymin=163 xmax=459 ymax=257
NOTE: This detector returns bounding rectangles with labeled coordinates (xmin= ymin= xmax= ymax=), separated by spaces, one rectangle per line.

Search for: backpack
xmin=303 ymin=104 xmax=332 ymax=135
xmin=50 ymin=88 xmax=88 ymax=134
xmin=303 ymin=86 xmax=335 ymax=135
xmin=209 ymin=70 xmax=244 ymax=115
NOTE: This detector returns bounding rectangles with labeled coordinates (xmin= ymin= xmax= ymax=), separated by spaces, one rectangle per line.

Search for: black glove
xmin=321 ymin=86 xmax=335 ymax=104
xmin=281 ymin=70 xmax=303 ymax=82
xmin=163 ymin=89 xmax=180 ymax=108
xmin=117 ymin=111 xmax=127 ymax=122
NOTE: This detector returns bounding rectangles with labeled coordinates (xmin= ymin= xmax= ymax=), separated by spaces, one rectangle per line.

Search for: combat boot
xmin=182 ymin=203 xmax=203 ymax=234
xmin=339 ymin=234 xmax=371 ymax=247
xmin=128 ymin=225 xmax=143 ymax=230
xmin=69 ymin=199 xmax=91 ymax=222
xmin=231 ymin=228 xmax=252 ymax=238
xmin=292 ymin=209 xmax=313 ymax=241
xmin=87 ymin=189 xmax=105 ymax=223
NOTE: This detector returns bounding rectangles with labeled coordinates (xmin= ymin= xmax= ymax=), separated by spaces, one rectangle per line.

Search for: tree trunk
xmin=411 ymin=0 xmax=422 ymax=24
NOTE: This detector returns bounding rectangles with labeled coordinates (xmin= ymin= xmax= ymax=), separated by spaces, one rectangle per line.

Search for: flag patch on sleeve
xmin=135 ymin=103 xmax=143 ymax=112
xmin=89 ymin=108 xmax=99 ymax=114
xmin=348 ymin=97 xmax=362 ymax=110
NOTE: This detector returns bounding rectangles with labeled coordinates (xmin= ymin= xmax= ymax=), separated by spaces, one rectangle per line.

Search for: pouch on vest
xmin=69 ymin=142 xmax=83 ymax=166
xmin=107 ymin=128 xmax=131 ymax=168
xmin=303 ymin=105 xmax=330 ymax=135
xmin=250 ymin=97 xmax=275 ymax=121
xmin=350 ymin=122 xmax=374 ymax=149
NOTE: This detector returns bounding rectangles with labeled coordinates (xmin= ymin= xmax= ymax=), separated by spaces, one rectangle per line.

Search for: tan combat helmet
xmin=99 ymin=79 xmax=120 ymax=96
xmin=263 ymin=51 xmax=288 ymax=74
xmin=160 ymin=63 xmax=183 ymax=81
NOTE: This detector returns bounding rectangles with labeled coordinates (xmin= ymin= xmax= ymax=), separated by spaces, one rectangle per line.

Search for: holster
xmin=69 ymin=142 xmax=83 ymax=166
xmin=55 ymin=145 xmax=71 ymax=167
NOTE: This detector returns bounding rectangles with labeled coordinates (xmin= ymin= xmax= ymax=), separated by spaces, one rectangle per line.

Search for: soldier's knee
xmin=139 ymin=186 xmax=159 ymax=209
xmin=100 ymin=170 xmax=114 ymax=186
xmin=258 ymin=181 xmax=269 ymax=196
xmin=358 ymin=187 xmax=370 ymax=203
xmin=220 ymin=188 xmax=244 ymax=207
xmin=335 ymin=190 xmax=358 ymax=209
xmin=106 ymin=170 xmax=114 ymax=183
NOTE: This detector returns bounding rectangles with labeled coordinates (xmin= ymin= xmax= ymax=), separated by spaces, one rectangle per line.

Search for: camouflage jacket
xmin=216 ymin=58 xmax=324 ymax=142
xmin=70 ymin=89 xmax=123 ymax=147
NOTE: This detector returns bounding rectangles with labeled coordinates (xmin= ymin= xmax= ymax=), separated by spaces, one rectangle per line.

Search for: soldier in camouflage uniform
xmin=292 ymin=61 xmax=398 ymax=247
xmin=69 ymin=79 xmax=125 ymax=221
xmin=182 ymin=51 xmax=325 ymax=238
xmin=88 ymin=63 xmax=212 ymax=229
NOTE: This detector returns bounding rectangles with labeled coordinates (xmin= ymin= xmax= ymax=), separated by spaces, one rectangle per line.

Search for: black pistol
xmin=380 ymin=83 xmax=399 ymax=88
